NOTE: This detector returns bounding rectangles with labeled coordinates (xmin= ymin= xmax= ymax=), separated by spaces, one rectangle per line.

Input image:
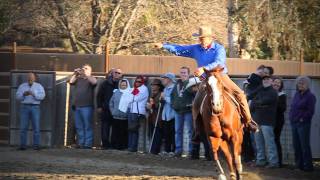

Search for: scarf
xmin=118 ymin=79 xmax=133 ymax=113
xmin=132 ymin=76 xmax=144 ymax=95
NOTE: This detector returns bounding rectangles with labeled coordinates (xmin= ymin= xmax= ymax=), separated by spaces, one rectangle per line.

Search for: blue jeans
xmin=291 ymin=122 xmax=313 ymax=171
xmin=20 ymin=104 xmax=40 ymax=148
xmin=254 ymin=125 xmax=279 ymax=166
xmin=127 ymin=113 xmax=143 ymax=152
xmin=128 ymin=131 xmax=139 ymax=152
xmin=175 ymin=112 xmax=193 ymax=154
xmin=75 ymin=106 xmax=93 ymax=147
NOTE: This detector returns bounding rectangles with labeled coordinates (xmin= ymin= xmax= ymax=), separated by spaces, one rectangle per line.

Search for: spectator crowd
xmin=15 ymin=63 xmax=317 ymax=172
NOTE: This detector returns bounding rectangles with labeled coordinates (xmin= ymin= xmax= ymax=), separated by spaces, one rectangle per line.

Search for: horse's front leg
xmin=208 ymin=136 xmax=227 ymax=180
xmin=220 ymin=140 xmax=237 ymax=180
xmin=233 ymin=131 xmax=243 ymax=180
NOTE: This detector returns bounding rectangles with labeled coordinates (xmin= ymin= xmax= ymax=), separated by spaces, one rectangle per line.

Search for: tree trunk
xmin=91 ymin=0 xmax=102 ymax=53
xmin=227 ymin=0 xmax=240 ymax=58
xmin=53 ymin=0 xmax=79 ymax=53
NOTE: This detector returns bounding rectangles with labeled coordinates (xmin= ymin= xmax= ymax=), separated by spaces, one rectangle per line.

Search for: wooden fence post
xmin=12 ymin=42 xmax=17 ymax=70
xmin=299 ymin=48 xmax=304 ymax=75
xmin=105 ymin=43 xmax=110 ymax=73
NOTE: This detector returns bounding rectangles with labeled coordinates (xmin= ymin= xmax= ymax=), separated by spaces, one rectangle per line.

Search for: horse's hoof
xmin=238 ymin=175 xmax=243 ymax=180
xmin=217 ymin=174 xmax=227 ymax=180
xmin=230 ymin=172 xmax=237 ymax=180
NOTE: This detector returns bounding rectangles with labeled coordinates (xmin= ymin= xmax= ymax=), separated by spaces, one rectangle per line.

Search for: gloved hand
xmin=194 ymin=67 xmax=206 ymax=80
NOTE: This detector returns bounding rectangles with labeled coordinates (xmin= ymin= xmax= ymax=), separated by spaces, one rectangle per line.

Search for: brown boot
xmin=246 ymin=119 xmax=259 ymax=133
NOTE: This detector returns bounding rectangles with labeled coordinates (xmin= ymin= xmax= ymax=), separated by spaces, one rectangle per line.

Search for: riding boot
xmin=220 ymin=74 xmax=259 ymax=133
xmin=234 ymin=91 xmax=259 ymax=133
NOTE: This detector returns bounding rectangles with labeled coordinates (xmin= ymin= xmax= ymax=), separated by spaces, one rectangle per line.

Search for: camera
xmin=74 ymin=68 xmax=84 ymax=76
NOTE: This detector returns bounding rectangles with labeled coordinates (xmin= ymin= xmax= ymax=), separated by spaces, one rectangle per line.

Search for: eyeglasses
xmin=114 ymin=72 xmax=122 ymax=74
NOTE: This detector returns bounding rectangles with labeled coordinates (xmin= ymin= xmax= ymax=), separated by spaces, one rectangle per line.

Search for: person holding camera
xmin=70 ymin=64 xmax=97 ymax=149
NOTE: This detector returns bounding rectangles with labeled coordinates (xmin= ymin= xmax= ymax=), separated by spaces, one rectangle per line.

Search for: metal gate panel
xmin=10 ymin=71 xmax=56 ymax=147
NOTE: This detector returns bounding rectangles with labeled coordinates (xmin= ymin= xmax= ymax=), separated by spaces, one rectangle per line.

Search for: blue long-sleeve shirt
xmin=163 ymin=42 xmax=228 ymax=74
xmin=16 ymin=82 xmax=45 ymax=105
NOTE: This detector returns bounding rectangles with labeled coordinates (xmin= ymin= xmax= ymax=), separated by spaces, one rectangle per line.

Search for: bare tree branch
xmin=101 ymin=0 xmax=123 ymax=35
xmin=115 ymin=0 xmax=145 ymax=53
xmin=77 ymin=40 xmax=94 ymax=54
xmin=105 ymin=8 xmax=121 ymax=44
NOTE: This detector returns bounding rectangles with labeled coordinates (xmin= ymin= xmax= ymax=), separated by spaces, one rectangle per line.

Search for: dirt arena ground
xmin=0 ymin=146 xmax=319 ymax=180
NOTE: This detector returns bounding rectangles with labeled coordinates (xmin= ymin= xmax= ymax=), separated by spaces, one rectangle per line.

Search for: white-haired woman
xmin=289 ymin=76 xmax=316 ymax=172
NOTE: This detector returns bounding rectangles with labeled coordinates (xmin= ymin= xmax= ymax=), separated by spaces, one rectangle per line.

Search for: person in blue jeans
xmin=249 ymin=75 xmax=279 ymax=168
xmin=170 ymin=67 xmax=194 ymax=157
xmin=289 ymin=76 xmax=316 ymax=172
xmin=70 ymin=64 xmax=97 ymax=149
xmin=16 ymin=72 xmax=45 ymax=150
xmin=127 ymin=76 xmax=149 ymax=152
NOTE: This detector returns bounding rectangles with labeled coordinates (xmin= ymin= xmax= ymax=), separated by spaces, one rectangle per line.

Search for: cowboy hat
xmin=192 ymin=26 xmax=214 ymax=37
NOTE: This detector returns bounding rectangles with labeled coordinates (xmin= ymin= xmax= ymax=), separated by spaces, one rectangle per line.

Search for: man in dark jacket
xmin=97 ymin=68 xmax=123 ymax=149
xmin=171 ymin=67 xmax=194 ymax=157
xmin=250 ymin=75 xmax=279 ymax=168
xmin=244 ymin=65 xmax=265 ymax=97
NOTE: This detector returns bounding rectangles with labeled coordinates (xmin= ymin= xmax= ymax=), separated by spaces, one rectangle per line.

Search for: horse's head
xmin=204 ymin=67 xmax=224 ymax=113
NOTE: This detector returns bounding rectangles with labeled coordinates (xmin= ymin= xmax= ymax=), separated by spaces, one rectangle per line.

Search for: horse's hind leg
xmin=220 ymin=140 xmax=237 ymax=180
xmin=208 ymin=136 xmax=227 ymax=180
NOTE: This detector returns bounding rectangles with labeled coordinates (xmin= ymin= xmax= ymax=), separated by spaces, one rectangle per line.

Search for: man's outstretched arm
xmin=154 ymin=42 xmax=194 ymax=58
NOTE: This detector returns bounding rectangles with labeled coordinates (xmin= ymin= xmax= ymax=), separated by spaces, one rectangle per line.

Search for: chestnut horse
xmin=193 ymin=69 xmax=243 ymax=180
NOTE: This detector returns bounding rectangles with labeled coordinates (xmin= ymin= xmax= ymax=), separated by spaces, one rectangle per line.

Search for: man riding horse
xmin=154 ymin=25 xmax=258 ymax=134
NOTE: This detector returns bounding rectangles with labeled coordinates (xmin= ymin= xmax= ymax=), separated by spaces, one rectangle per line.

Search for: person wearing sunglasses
xmin=97 ymin=68 xmax=123 ymax=149
xmin=127 ymin=76 xmax=149 ymax=152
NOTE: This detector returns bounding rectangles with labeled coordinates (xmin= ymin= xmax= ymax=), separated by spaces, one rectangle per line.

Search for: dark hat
xmin=151 ymin=79 xmax=162 ymax=85
xmin=151 ymin=79 xmax=164 ymax=90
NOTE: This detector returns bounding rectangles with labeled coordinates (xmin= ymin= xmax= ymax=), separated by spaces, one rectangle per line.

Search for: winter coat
xmin=109 ymin=79 xmax=132 ymax=120
xmin=129 ymin=85 xmax=149 ymax=115
xmin=250 ymin=86 xmax=278 ymax=126
xmin=171 ymin=79 xmax=193 ymax=114
xmin=289 ymin=89 xmax=316 ymax=124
